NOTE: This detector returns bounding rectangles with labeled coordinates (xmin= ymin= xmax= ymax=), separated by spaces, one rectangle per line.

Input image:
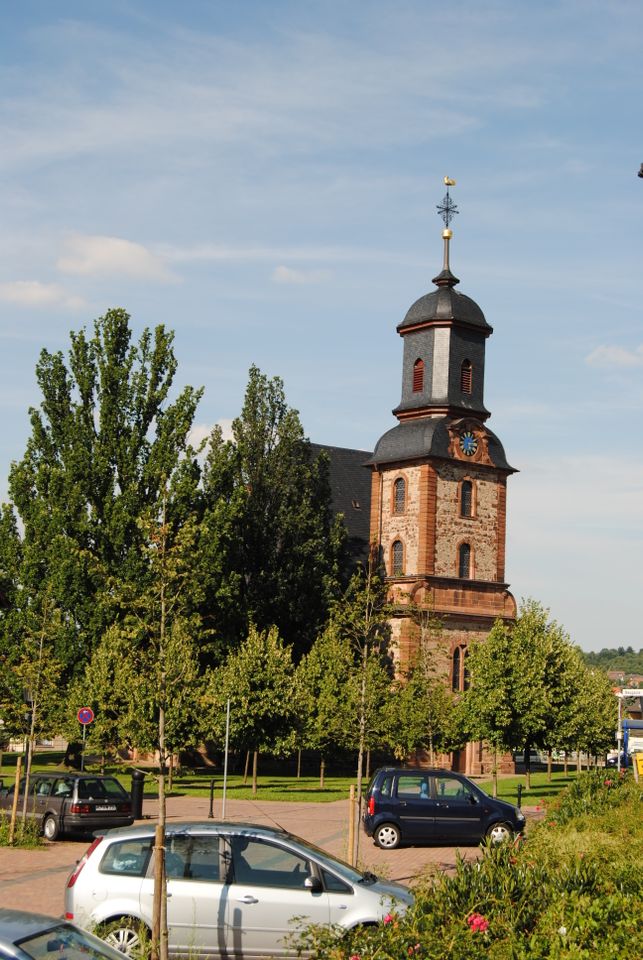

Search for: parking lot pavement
xmin=0 ymin=796 xmax=542 ymax=919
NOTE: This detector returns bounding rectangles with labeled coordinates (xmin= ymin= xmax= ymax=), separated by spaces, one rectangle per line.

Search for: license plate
xmin=95 ymin=805 xmax=116 ymax=811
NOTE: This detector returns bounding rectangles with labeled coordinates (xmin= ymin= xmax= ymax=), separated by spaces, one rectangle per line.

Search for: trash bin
xmin=130 ymin=769 xmax=145 ymax=820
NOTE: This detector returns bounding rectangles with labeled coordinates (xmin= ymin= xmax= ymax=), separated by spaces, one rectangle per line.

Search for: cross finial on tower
xmin=437 ymin=177 xmax=458 ymax=228
xmin=434 ymin=177 xmax=459 ymax=282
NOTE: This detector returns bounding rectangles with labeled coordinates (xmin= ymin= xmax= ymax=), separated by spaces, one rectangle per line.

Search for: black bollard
xmin=130 ymin=769 xmax=145 ymax=820
xmin=208 ymin=779 xmax=215 ymax=818
xmin=517 ymin=783 xmax=523 ymax=809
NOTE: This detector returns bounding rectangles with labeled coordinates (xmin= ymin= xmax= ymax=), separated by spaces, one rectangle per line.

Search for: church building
xmin=322 ymin=183 xmax=518 ymax=776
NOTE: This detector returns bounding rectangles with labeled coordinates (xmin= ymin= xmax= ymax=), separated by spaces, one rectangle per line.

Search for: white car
xmin=65 ymin=821 xmax=413 ymax=958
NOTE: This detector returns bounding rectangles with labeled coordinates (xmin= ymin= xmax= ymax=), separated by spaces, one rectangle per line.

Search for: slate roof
xmin=368 ymin=417 xmax=515 ymax=472
xmin=311 ymin=443 xmax=373 ymax=564
xmin=398 ymin=285 xmax=492 ymax=333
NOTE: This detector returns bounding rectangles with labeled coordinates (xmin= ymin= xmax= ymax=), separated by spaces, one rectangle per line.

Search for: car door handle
xmin=236 ymin=895 xmax=259 ymax=904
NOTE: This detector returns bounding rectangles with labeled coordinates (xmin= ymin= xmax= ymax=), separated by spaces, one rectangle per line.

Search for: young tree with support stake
xmin=331 ymin=557 xmax=392 ymax=864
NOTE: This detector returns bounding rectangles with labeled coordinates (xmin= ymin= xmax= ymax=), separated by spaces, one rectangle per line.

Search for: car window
xmin=53 ymin=778 xmax=75 ymax=798
xmin=16 ymin=924 xmax=122 ymax=960
xmin=396 ymin=775 xmax=430 ymax=798
xmin=379 ymin=774 xmax=393 ymax=797
xmin=230 ymin=837 xmax=311 ymax=888
xmin=100 ymin=837 xmax=153 ymax=876
xmin=165 ymin=834 xmax=221 ymax=882
xmin=434 ymin=776 xmax=472 ymax=800
xmin=321 ymin=868 xmax=352 ymax=894
xmin=34 ymin=779 xmax=53 ymax=797
xmin=77 ymin=778 xmax=128 ymax=800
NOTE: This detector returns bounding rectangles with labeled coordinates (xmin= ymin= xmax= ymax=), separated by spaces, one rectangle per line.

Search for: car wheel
xmin=486 ymin=821 xmax=513 ymax=844
xmin=374 ymin=823 xmax=401 ymax=849
xmin=43 ymin=814 xmax=60 ymax=841
xmin=98 ymin=918 xmax=149 ymax=958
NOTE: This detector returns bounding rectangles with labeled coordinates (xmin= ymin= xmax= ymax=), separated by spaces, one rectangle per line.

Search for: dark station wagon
xmin=363 ymin=767 xmax=525 ymax=849
xmin=0 ymin=773 xmax=133 ymax=840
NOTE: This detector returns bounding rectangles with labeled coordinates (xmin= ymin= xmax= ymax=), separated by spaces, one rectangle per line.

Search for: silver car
xmin=64 ymin=821 xmax=413 ymax=958
xmin=0 ymin=909 xmax=126 ymax=960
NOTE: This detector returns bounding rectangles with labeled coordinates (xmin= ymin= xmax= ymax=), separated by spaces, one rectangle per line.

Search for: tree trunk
xmin=243 ymin=750 xmax=250 ymax=785
xmin=353 ymin=643 xmax=368 ymax=866
xmin=524 ymin=741 xmax=531 ymax=791
xmin=365 ymin=749 xmax=371 ymax=781
xmin=296 ymin=748 xmax=301 ymax=780
xmin=319 ymin=756 xmax=325 ymax=789
xmin=563 ymin=751 xmax=568 ymax=774
xmin=547 ymin=749 xmax=552 ymax=783
xmin=492 ymin=746 xmax=498 ymax=798
xmin=252 ymin=750 xmax=258 ymax=797
xmin=576 ymin=746 xmax=582 ymax=773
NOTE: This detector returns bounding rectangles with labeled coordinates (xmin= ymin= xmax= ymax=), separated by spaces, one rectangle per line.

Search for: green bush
xmin=0 ymin=813 xmax=43 ymax=847
xmin=298 ymin=775 xmax=642 ymax=959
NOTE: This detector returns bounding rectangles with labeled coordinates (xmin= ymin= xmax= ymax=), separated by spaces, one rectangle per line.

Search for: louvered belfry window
xmin=394 ymin=477 xmax=405 ymax=514
xmin=461 ymin=359 xmax=472 ymax=394
xmin=413 ymin=358 xmax=424 ymax=393
xmin=458 ymin=543 xmax=471 ymax=579
xmin=461 ymin=480 xmax=473 ymax=517
xmin=392 ymin=540 xmax=404 ymax=575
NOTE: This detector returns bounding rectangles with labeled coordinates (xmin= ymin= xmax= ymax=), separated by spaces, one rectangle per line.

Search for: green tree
xmin=330 ymin=557 xmax=392 ymax=861
xmin=204 ymin=624 xmax=297 ymax=795
xmin=7 ymin=309 xmax=203 ymax=683
xmin=461 ymin=600 xmax=574 ymax=792
xmin=294 ymin=624 xmax=354 ymax=786
xmin=200 ymin=366 xmax=344 ymax=657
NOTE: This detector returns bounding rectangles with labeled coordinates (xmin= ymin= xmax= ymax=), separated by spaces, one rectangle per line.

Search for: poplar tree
xmin=6 ymin=308 xmax=203 ymax=681
xmin=200 ymin=366 xmax=344 ymax=658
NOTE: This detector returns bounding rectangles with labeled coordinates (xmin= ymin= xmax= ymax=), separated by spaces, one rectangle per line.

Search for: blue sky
xmin=1 ymin=0 xmax=642 ymax=652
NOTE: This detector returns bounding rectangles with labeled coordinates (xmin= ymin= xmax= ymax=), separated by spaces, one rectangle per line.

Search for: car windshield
xmin=16 ymin=924 xmax=123 ymax=960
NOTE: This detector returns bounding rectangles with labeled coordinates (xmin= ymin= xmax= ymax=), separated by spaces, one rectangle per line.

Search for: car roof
xmin=0 ymin=909 xmax=68 ymax=940
xmin=96 ymin=821 xmax=290 ymax=841
xmin=374 ymin=766 xmax=459 ymax=775
xmin=21 ymin=772 xmax=117 ymax=780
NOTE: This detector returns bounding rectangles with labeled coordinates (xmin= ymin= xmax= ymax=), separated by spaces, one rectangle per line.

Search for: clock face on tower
xmin=459 ymin=431 xmax=478 ymax=457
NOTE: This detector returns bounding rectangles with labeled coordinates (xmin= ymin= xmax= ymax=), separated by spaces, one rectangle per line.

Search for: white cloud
xmin=585 ymin=345 xmax=643 ymax=368
xmin=188 ymin=419 xmax=234 ymax=451
xmin=0 ymin=280 xmax=86 ymax=310
xmin=57 ymin=234 xmax=177 ymax=282
xmin=272 ymin=265 xmax=331 ymax=285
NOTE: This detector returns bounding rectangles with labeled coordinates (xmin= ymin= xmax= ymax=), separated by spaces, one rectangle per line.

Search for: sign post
xmin=77 ymin=707 xmax=94 ymax=771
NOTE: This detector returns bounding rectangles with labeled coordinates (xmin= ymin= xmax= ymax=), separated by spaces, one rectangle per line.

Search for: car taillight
xmin=67 ymin=836 xmax=103 ymax=888
xmin=70 ymin=803 xmax=92 ymax=814
xmin=119 ymin=802 xmax=131 ymax=813
xmin=368 ymin=796 xmax=375 ymax=815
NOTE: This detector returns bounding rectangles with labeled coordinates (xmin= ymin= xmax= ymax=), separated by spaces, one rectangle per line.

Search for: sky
xmin=1 ymin=0 xmax=642 ymax=653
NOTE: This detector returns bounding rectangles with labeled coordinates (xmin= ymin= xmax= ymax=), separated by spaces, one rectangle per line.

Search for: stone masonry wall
xmin=434 ymin=462 xmax=501 ymax=581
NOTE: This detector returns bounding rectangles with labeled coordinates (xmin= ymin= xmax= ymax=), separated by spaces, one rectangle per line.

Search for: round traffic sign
xmin=77 ymin=706 xmax=94 ymax=725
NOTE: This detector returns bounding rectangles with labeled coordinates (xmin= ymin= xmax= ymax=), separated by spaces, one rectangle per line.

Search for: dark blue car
xmin=363 ymin=767 xmax=525 ymax=849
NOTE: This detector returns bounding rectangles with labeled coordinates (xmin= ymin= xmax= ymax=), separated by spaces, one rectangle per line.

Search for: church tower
xmin=368 ymin=181 xmax=517 ymax=775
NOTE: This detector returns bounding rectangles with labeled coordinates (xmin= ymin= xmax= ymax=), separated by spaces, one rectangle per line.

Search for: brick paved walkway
xmin=0 ymin=795 xmax=542 ymax=918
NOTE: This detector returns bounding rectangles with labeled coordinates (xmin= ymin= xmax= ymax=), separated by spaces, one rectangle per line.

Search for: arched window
xmin=452 ymin=645 xmax=468 ymax=692
xmin=461 ymin=480 xmax=473 ymax=517
xmin=393 ymin=477 xmax=406 ymax=514
xmin=460 ymin=359 xmax=472 ymax=394
xmin=392 ymin=540 xmax=404 ymax=575
xmin=412 ymin=358 xmax=424 ymax=393
xmin=458 ymin=543 xmax=471 ymax=579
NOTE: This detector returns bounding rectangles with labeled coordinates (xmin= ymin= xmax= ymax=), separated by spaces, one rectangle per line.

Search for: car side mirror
xmin=304 ymin=875 xmax=323 ymax=893
xmin=469 ymin=794 xmax=479 ymax=805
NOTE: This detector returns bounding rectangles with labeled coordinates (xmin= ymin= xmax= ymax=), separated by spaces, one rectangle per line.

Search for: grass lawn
xmin=0 ymin=750 xmax=584 ymax=808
